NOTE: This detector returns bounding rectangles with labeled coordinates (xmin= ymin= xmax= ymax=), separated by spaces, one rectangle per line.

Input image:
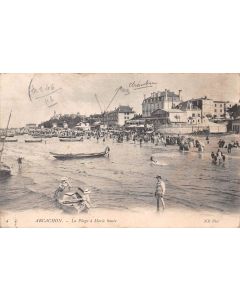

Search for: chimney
xmin=178 ymin=90 xmax=182 ymax=101
xmin=165 ymin=89 xmax=168 ymax=101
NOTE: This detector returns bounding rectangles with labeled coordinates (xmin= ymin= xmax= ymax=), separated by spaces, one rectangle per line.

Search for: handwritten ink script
xmin=129 ymin=80 xmax=157 ymax=90
xmin=118 ymin=80 xmax=158 ymax=96
xmin=28 ymin=78 xmax=62 ymax=108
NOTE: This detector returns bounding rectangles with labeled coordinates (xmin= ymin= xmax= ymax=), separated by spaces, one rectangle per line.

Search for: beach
xmin=0 ymin=133 xmax=239 ymax=227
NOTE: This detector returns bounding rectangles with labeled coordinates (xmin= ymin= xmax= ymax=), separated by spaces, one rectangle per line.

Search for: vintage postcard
xmin=0 ymin=73 xmax=239 ymax=227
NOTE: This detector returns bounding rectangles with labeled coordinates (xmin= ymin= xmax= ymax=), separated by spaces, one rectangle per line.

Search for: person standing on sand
xmin=227 ymin=143 xmax=232 ymax=153
xmin=17 ymin=157 xmax=23 ymax=170
xmin=155 ymin=175 xmax=166 ymax=211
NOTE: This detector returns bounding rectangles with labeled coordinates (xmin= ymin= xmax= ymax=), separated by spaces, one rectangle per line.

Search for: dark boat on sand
xmin=2 ymin=138 xmax=18 ymax=142
xmin=58 ymin=135 xmax=76 ymax=139
xmin=50 ymin=146 xmax=110 ymax=160
xmin=0 ymin=162 xmax=11 ymax=177
xmin=25 ymin=139 xmax=42 ymax=143
xmin=59 ymin=137 xmax=83 ymax=142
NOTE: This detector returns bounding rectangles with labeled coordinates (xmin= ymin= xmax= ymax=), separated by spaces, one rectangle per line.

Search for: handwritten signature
xmin=129 ymin=80 xmax=157 ymax=90
xmin=28 ymin=78 xmax=62 ymax=108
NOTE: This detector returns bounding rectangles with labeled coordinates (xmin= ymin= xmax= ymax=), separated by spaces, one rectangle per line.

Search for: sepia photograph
xmin=1 ymin=2 xmax=239 ymax=300
xmin=0 ymin=73 xmax=239 ymax=227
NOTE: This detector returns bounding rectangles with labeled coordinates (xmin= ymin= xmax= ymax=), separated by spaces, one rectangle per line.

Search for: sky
xmin=0 ymin=73 xmax=239 ymax=128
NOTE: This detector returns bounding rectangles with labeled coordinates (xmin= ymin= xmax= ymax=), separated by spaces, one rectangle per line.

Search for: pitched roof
xmin=143 ymin=91 xmax=180 ymax=103
xmin=116 ymin=105 xmax=134 ymax=113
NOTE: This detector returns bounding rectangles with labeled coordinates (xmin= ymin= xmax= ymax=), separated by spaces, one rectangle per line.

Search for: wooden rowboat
xmin=25 ymin=139 xmax=42 ymax=143
xmin=59 ymin=137 xmax=83 ymax=142
xmin=2 ymin=139 xmax=18 ymax=142
xmin=50 ymin=146 xmax=110 ymax=160
xmin=58 ymin=136 xmax=76 ymax=138
xmin=0 ymin=164 xmax=11 ymax=177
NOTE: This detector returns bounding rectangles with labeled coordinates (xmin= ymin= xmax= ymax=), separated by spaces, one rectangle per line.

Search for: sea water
xmin=0 ymin=135 xmax=239 ymax=214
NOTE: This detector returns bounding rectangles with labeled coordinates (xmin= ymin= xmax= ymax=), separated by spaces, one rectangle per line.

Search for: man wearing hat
xmin=155 ymin=175 xmax=166 ymax=211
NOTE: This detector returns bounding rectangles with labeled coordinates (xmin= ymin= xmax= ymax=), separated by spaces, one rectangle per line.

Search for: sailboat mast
xmin=0 ymin=110 xmax=12 ymax=163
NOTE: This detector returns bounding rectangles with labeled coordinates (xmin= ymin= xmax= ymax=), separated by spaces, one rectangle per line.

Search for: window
xmin=220 ymin=104 xmax=222 ymax=107
xmin=214 ymin=109 xmax=217 ymax=112
xmin=198 ymin=114 xmax=201 ymax=117
xmin=215 ymin=104 xmax=217 ymax=107
xmin=192 ymin=113 xmax=195 ymax=117
xmin=220 ymin=109 xmax=222 ymax=113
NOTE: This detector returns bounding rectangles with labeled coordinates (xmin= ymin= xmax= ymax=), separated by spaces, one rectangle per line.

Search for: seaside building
xmin=125 ymin=119 xmax=146 ymax=130
xmin=151 ymin=108 xmax=187 ymax=128
xmin=177 ymin=97 xmax=232 ymax=121
xmin=75 ymin=122 xmax=90 ymax=131
xmin=142 ymin=90 xmax=182 ymax=117
xmin=213 ymin=100 xmax=226 ymax=119
xmin=149 ymin=97 xmax=228 ymax=134
xmin=177 ymin=97 xmax=214 ymax=118
xmin=103 ymin=105 xmax=135 ymax=127
xmin=63 ymin=121 xmax=68 ymax=129
xmin=232 ymin=118 xmax=240 ymax=133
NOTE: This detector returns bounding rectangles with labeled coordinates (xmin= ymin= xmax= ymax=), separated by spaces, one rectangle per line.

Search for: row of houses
xmin=142 ymin=90 xmax=233 ymax=120
xmin=24 ymin=89 xmax=240 ymax=134
xmin=140 ymin=90 xmax=238 ymax=134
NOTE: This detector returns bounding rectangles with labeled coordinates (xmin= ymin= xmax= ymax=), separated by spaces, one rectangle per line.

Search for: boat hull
xmin=0 ymin=168 xmax=11 ymax=177
xmin=50 ymin=151 xmax=107 ymax=160
xmin=25 ymin=139 xmax=42 ymax=143
xmin=4 ymin=139 xmax=18 ymax=142
xmin=59 ymin=138 xmax=83 ymax=142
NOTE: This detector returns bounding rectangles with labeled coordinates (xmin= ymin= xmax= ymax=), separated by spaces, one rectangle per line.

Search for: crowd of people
xmin=4 ymin=127 xmax=239 ymax=214
xmin=218 ymin=138 xmax=239 ymax=153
